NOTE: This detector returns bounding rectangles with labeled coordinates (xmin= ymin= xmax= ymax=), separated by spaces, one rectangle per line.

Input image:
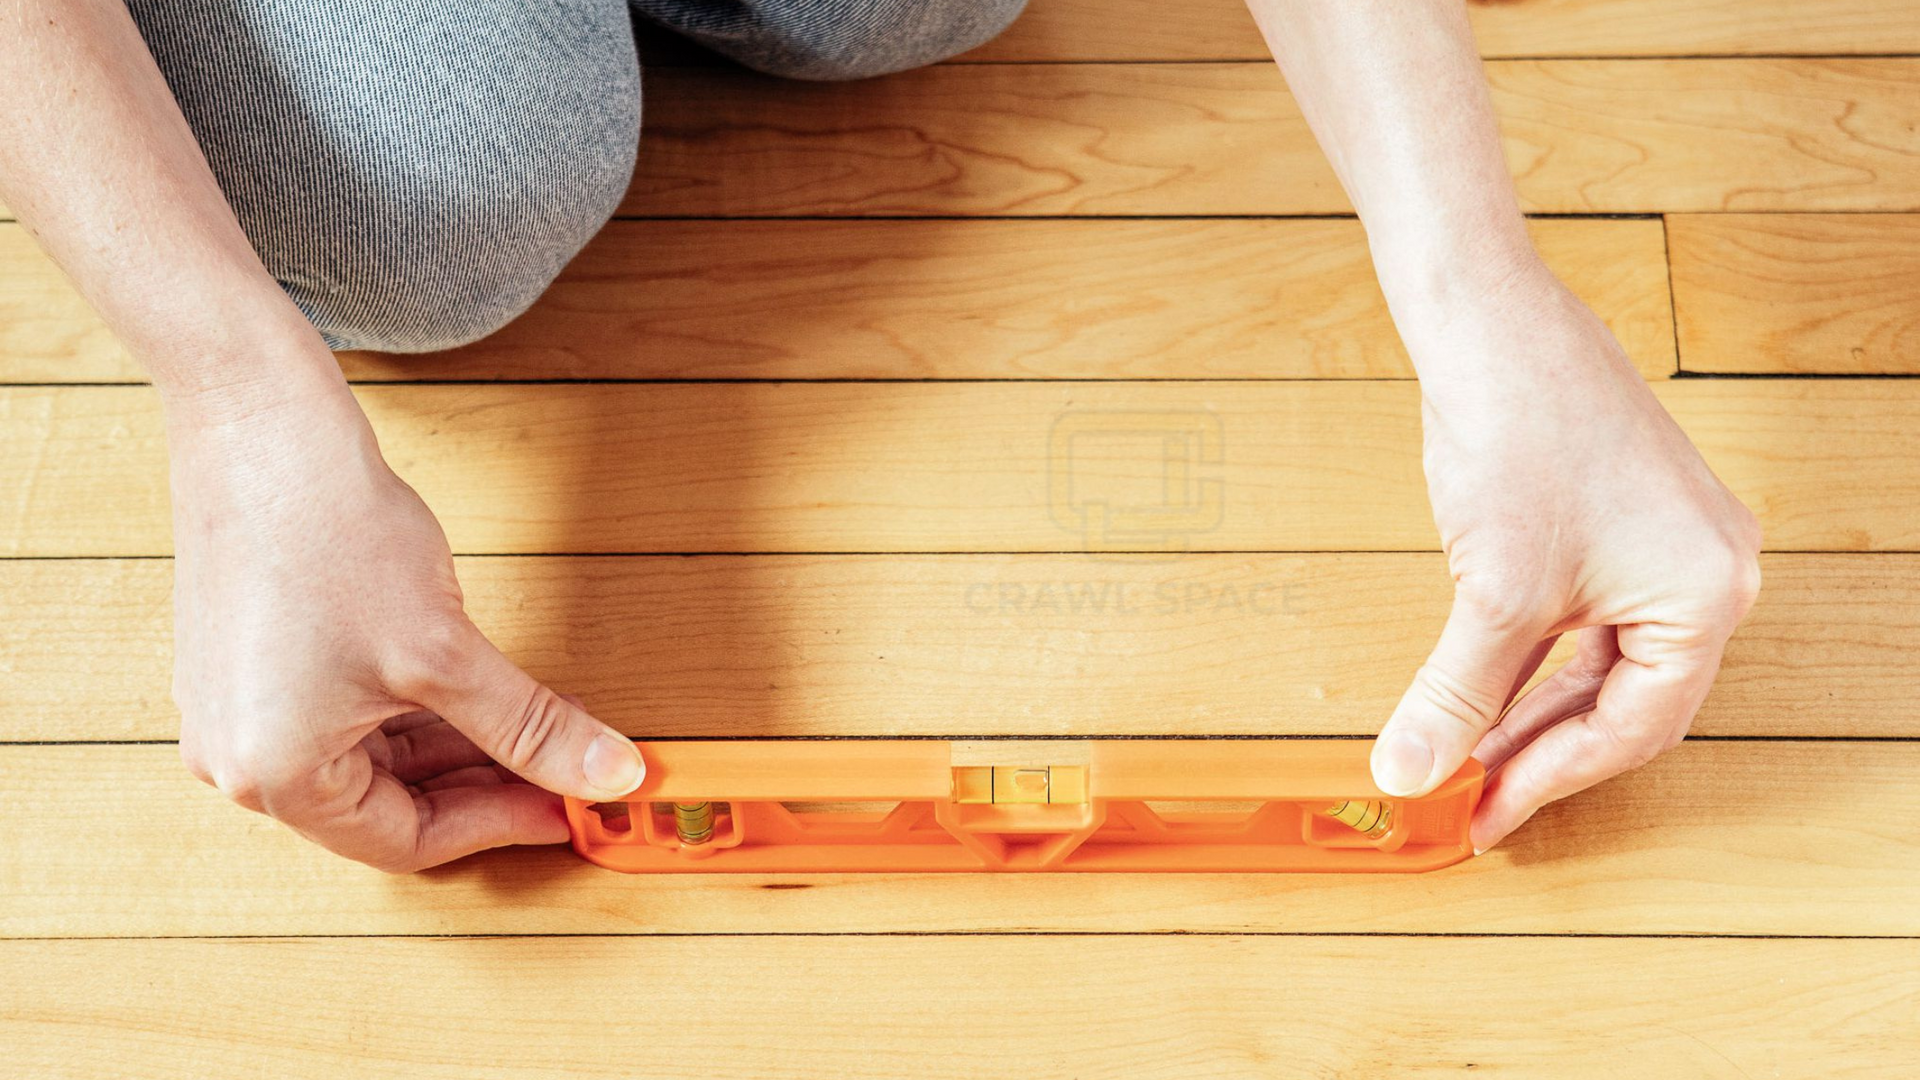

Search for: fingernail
xmin=584 ymin=733 xmax=645 ymax=796
xmin=1372 ymin=732 xmax=1433 ymax=797
xmin=1472 ymin=847 xmax=1486 ymax=858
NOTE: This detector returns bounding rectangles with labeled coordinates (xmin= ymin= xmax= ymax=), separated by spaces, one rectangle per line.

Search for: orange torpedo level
xmin=565 ymin=739 xmax=1482 ymax=873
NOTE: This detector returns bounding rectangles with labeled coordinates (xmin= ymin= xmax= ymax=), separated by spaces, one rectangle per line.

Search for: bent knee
xmin=286 ymin=182 xmax=621 ymax=355
xmin=684 ymin=0 xmax=1030 ymax=82
xmin=282 ymin=126 xmax=636 ymax=354
xmin=130 ymin=0 xmax=642 ymax=353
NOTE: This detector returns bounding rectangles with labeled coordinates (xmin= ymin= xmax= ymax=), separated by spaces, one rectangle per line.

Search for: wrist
xmin=155 ymin=338 xmax=357 ymax=434
xmin=1370 ymin=222 xmax=1550 ymax=332
xmin=158 ymin=339 xmax=379 ymax=493
xmin=144 ymin=291 xmax=349 ymax=417
xmin=1373 ymin=243 xmax=1600 ymax=394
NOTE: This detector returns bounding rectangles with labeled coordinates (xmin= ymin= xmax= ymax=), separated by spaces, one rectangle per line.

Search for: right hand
xmin=167 ymin=376 xmax=645 ymax=872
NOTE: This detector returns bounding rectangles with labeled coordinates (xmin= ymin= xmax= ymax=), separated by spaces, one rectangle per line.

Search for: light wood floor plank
xmin=2 ymin=554 xmax=1911 ymax=741
xmin=4 ymin=935 xmax=1913 ymax=1078
xmin=0 ymin=218 xmax=1674 ymax=383
xmin=2 ymin=743 xmax=1911 ymax=937
xmin=1671 ymin=213 xmax=1920 ymax=374
xmin=0 ymin=227 xmax=120 ymax=378
xmin=963 ymin=0 xmax=1920 ymax=63
xmin=626 ymin=60 xmax=1920 ymax=216
xmin=4 ymin=381 xmax=1918 ymax=557
xmin=3 ymin=14 xmax=1912 ymax=1075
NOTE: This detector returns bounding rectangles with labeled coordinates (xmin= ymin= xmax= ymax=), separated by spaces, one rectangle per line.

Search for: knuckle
xmin=1570 ymin=636 xmax=1620 ymax=681
xmin=379 ymin=729 xmax=417 ymax=776
xmin=1660 ymin=724 xmax=1690 ymax=755
xmin=325 ymin=828 xmax=428 ymax=875
xmin=1728 ymin=550 xmax=1763 ymax=611
xmin=301 ymin=751 xmax=366 ymax=815
xmin=205 ymin=757 xmax=268 ymax=809
xmin=177 ymin=738 xmax=216 ymax=788
xmin=1598 ymin=721 xmax=1669 ymax=772
xmin=365 ymin=848 xmax=428 ymax=875
xmin=359 ymin=794 xmax=450 ymax=875
xmin=1412 ymin=662 xmax=1504 ymax=732
xmin=1733 ymin=504 xmax=1764 ymax=556
xmin=199 ymin=729 xmax=298 ymax=812
xmin=1691 ymin=542 xmax=1763 ymax=624
xmin=497 ymin=685 xmax=570 ymax=775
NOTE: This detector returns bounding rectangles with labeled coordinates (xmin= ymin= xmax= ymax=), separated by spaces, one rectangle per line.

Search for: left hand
xmin=1371 ymin=258 xmax=1763 ymax=852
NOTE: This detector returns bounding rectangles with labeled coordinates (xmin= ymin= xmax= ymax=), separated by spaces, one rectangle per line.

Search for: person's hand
xmin=167 ymin=373 xmax=646 ymax=871
xmin=1371 ymin=258 xmax=1762 ymax=852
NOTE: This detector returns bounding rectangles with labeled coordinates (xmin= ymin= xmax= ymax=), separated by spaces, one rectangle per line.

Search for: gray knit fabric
xmin=126 ymin=0 xmax=1027 ymax=352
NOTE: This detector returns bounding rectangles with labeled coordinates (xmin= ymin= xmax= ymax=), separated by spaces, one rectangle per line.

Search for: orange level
xmin=565 ymin=740 xmax=1483 ymax=873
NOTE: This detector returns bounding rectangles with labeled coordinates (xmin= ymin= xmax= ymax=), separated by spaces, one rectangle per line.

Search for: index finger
xmin=277 ymin=749 xmax=570 ymax=872
xmin=1468 ymin=621 xmax=1729 ymax=853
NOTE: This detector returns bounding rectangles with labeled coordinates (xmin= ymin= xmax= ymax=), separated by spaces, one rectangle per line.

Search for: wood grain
xmin=5 ymin=381 xmax=1919 ymax=557
xmin=2 ymin=742 xmax=1912 ymax=937
xmin=626 ymin=62 xmax=1341 ymax=216
xmin=961 ymin=0 xmax=1920 ymax=62
xmin=3 ymin=554 xmax=1914 ymax=741
xmin=339 ymin=216 xmax=1677 ymax=380
xmin=625 ymin=60 xmax=1920 ymax=216
xmin=0 ymin=226 xmax=121 ymax=378
xmin=2 ymin=11 xmax=1914 ymax=1075
xmin=0 ymin=218 xmax=1676 ymax=383
xmin=1670 ymin=214 xmax=1920 ymax=374
xmin=5 ymin=935 xmax=1914 ymax=1078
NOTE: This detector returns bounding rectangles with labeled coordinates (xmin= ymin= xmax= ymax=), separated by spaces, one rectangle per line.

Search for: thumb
xmin=410 ymin=625 xmax=645 ymax=801
xmin=1373 ymin=599 xmax=1547 ymax=797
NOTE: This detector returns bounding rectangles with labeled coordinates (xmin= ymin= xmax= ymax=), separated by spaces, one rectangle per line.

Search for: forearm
xmin=1247 ymin=1 xmax=1550 ymax=338
xmin=0 ymin=0 xmax=345 ymax=420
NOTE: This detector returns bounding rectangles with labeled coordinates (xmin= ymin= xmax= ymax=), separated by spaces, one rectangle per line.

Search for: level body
xmin=565 ymin=740 xmax=1482 ymax=874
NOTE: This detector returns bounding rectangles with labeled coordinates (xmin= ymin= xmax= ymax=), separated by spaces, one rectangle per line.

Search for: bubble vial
xmin=1324 ymin=799 xmax=1392 ymax=839
xmin=671 ymin=801 xmax=715 ymax=845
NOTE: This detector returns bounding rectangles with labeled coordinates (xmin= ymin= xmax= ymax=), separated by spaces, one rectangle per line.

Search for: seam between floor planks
xmin=4 ymin=553 xmax=1915 ymax=740
xmin=623 ymin=59 xmax=1920 ymax=216
xmin=3 ymin=741 xmax=1914 ymax=937
xmin=648 ymin=0 xmax=1920 ymax=66
xmin=13 ymin=59 xmax=1917 ymax=221
xmin=957 ymin=0 xmax=1920 ymax=63
xmin=3 ymin=12 xmax=1920 ymax=1068
xmin=0 ymin=923 xmax=1913 ymax=945
xmin=0 ymin=217 xmax=1678 ymax=382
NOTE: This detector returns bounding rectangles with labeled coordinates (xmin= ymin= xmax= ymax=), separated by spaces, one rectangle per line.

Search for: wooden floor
xmin=4 ymin=0 xmax=1920 ymax=1075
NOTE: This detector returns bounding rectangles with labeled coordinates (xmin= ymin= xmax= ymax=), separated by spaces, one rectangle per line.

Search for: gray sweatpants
xmin=127 ymin=0 xmax=1028 ymax=353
